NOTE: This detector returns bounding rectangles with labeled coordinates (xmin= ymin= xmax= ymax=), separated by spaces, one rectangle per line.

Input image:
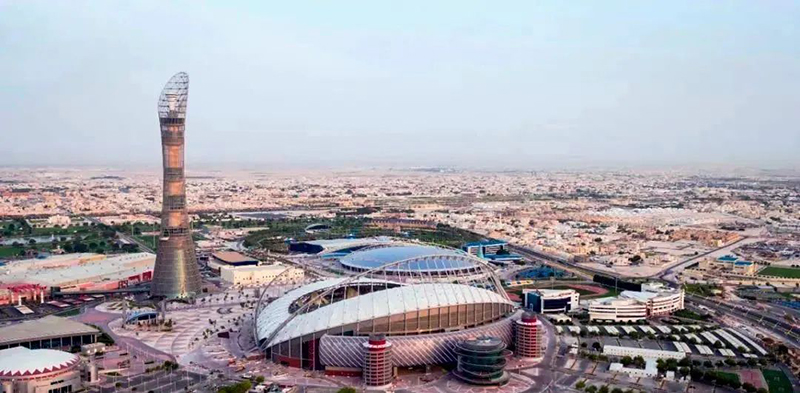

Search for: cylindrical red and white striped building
xmin=362 ymin=333 xmax=393 ymax=387
xmin=515 ymin=312 xmax=544 ymax=360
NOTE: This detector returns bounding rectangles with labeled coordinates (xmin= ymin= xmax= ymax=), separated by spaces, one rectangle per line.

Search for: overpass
xmin=507 ymin=244 xmax=598 ymax=280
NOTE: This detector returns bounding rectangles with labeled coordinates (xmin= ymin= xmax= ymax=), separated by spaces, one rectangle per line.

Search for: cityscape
xmin=1 ymin=2 xmax=799 ymax=393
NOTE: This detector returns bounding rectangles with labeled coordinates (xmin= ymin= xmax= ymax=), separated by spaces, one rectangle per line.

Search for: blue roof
xmin=718 ymin=255 xmax=738 ymax=262
xmin=734 ymin=261 xmax=753 ymax=266
xmin=463 ymin=240 xmax=508 ymax=248
xmin=339 ymin=245 xmax=477 ymax=272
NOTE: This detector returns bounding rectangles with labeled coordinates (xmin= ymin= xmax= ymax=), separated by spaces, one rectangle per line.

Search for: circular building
xmin=453 ymin=336 xmax=511 ymax=386
xmin=0 ymin=346 xmax=82 ymax=393
xmin=255 ymin=245 xmax=516 ymax=372
xmin=338 ymin=244 xmax=482 ymax=278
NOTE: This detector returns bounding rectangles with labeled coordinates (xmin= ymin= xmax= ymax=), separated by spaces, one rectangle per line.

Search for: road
xmin=74 ymin=307 xmax=176 ymax=363
xmin=657 ymin=236 xmax=757 ymax=284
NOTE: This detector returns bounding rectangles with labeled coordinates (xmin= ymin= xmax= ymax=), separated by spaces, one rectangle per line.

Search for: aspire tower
xmin=150 ymin=72 xmax=203 ymax=299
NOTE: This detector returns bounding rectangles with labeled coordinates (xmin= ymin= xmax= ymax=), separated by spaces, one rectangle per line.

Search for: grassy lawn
xmin=761 ymin=369 xmax=792 ymax=393
xmin=685 ymin=283 xmax=722 ymax=297
xmin=759 ymin=266 xmax=800 ymax=278
xmin=0 ymin=246 xmax=24 ymax=258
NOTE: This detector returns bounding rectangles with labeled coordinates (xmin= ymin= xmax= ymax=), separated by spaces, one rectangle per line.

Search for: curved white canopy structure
xmin=255 ymin=277 xmax=513 ymax=349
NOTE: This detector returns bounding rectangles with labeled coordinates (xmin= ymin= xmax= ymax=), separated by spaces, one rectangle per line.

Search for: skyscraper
xmin=150 ymin=72 xmax=203 ymax=299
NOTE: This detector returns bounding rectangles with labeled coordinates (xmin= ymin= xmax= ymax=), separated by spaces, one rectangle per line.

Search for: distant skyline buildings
xmin=1 ymin=2 xmax=799 ymax=169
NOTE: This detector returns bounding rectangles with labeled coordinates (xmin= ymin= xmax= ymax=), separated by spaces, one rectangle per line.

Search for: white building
xmin=0 ymin=346 xmax=96 ymax=393
xmin=587 ymin=297 xmax=648 ymax=322
xmin=587 ymin=283 xmax=684 ymax=322
xmin=220 ymin=263 xmax=304 ymax=287
xmin=603 ymin=345 xmax=686 ymax=360
xmin=609 ymin=359 xmax=658 ymax=378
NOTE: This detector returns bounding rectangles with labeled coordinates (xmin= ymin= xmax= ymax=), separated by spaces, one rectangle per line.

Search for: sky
xmin=1 ymin=1 xmax=799 ymax=170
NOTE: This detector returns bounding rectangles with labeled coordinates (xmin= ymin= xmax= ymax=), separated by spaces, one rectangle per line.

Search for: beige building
xmin=220 ymin=263 xmax=304 ymax=286
xmin=697 ymin=255 xmax=758 ymax=276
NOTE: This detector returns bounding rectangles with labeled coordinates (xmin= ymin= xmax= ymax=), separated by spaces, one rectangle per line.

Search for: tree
xmin=703 ymin=360 xmax=713 ymax=368
xmin=621 ymin=356 xmax=632 ymax=366
xmin=336 ymin=388 xmax=357 ymax=393
xmin=592 ymin=342 xmax=602 ymax=352
xmin=598 ymin=385 xmax=610 ymax=393
xmin=576 ymin=380 xmax=587 ymax=390
xmin=611 ymin=389 xmax=623 ymax=393
xmin=679 ymin=367 xmax=690 ymax=378
xmin=255 ymin=375 xmax=265 ymax=384
xmin=585 ymin=386 xmax=598 ymax=393
xmin=757 ymin=389 xmax=768 ymax=393
xmin=742 ymin=382 xmax=756 ymax=393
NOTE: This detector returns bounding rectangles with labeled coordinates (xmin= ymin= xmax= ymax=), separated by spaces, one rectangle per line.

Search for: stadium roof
xmin=0 ymin=315 xmax=99 ymax=346
xmin=299 ymin=237 xmax=395 ymax=253
xmin=0 ymin=346 xmax=79 ymax=377
xmin=256 ymin=277 xmax=512 ymax=348
xmin=339 ymin=245 xmax=478 ymax=272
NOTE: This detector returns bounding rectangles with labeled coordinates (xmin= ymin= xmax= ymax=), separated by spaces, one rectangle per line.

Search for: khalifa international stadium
xmin=253 ymin=242 xmax=542 ymax=374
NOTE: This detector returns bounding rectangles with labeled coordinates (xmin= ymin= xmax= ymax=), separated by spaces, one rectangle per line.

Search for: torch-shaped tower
xmin=150 ymin=72 xmax=203 ymax=299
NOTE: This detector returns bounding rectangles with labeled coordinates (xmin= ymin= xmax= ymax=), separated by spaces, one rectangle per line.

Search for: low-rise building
xmin=587 ymin=297 xmax=648 ymax=322
xmin=603 ymin=345 xmax=685 ymax=360
xmin=219 ymin=263 xmax=304 ymax=287
xmin=462 ymin=240 xmax=522 ymax=264
xmin=0 ymin=315 xmax=100 ymax=351
xmin=209 ymin=251 xmax=259 ymax=272
xmin=698 ymin=255 xmax=758 ymax=276
xmin=609 ymin=359 xmax=658 ymax=378
xmin=586 ymin=283 xmax=684 ymax=322
xmin=523 ymin=289 xmax=580 ymax=314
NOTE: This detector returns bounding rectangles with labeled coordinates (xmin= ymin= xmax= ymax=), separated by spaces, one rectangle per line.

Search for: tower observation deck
xmin=150 ymin=72 xmax=203 ymax=299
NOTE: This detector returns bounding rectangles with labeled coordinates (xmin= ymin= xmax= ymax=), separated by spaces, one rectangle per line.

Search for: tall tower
xmin=150 ymin=72 xmax=203 ymax=299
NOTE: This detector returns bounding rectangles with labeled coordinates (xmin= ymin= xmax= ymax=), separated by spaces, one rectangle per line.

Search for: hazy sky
xmin=1 ymin=1 xmax=798 ymax=169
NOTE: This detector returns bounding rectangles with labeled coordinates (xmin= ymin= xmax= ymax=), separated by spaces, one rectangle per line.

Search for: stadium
xmin=254 ymin=243 xmax=531 ymax=372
